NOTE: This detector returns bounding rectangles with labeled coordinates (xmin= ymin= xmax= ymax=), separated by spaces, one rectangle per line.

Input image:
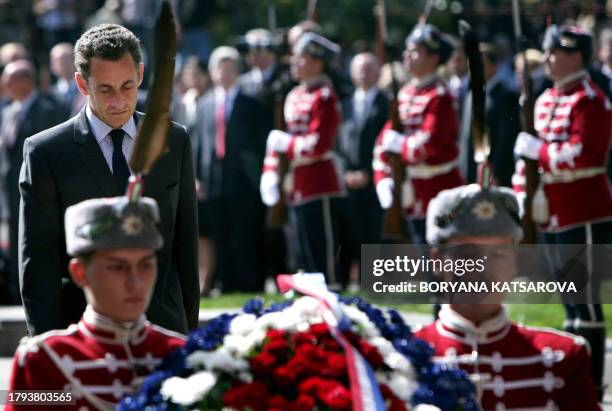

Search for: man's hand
xmin=195 ymin=180 xmax=205 ymax=200
xmin=381 ymin=129 xmax=405 ymax=154
xmin=260 ymin=171 xmax=280 ymax=206
xmin=266 ymin=130 xmax=292 ymax=153
xmin=514 ymin=131 xmax=543 ymax=160
xmin=345 ymin=170 xmax=370 ymax=190
xmin=376 ymin=177 xmax=394 ymax=209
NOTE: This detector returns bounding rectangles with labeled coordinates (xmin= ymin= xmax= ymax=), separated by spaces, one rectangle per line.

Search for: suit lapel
xmin=73 ymin=108 xmax=118 ymax=196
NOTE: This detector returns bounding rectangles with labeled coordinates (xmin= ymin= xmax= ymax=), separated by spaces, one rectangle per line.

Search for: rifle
xmin=512 ymin=0 xmax=539 ymax=244
xmin=306 ymin=0 xmax=318 ymax=22
xmin=128 ymin=0 xmax=177 ymax=199
xmin=375 ymin=0 xmax=411 ymax=242
xmin=266 ymin=94 xmax=289 ymax=227
xmin=459 ymin=20 xmax=492 ymax=188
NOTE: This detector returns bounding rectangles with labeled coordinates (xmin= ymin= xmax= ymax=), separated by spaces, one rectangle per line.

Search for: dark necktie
xmin=110 ymin=129 xmax=131 ymax=193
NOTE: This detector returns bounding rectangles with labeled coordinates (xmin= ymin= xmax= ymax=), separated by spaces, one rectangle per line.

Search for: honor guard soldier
xmin=373 ymin=24 xmax=464 ymax=243
xmin=7 ymin=196 xmax=186 ymax=410
xmin=513 ymin=25 xmax=612 ymax=397
xmin=415 ymin=184 xmax=601 ymax=411
xmin=260 ymin=32 xmax=344 ymax=284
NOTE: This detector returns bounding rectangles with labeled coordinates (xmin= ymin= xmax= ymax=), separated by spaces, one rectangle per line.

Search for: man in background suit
xmin=238 ymin=28 xmax=293 ymax=108
xmin=19 ymin=24 xmax=199 ymax=336
xmin=194 ymin=46 xmax=266 ymax=293
xmin=238 ymin=28 xmax=293 ymax=288
xmin=337 ymin=52 xmax=388 ymax=289
xmin=458 ymin=43 xmax=521 ymax=187
xmin=49 ymin=42 xmax=86 ymax=119
xmin=0 ymin=60 xmax=65 ymax=305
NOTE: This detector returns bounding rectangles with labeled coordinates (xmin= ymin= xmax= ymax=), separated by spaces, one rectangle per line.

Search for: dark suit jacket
xmin=486 ymin=79 xmax=521 ymax=188
xmin=195 ymin=91 xmax=266 ymax=199
xmin=338 ymin=89 xmax=389 ymax=176
xmin=19 ymin=108 xmax=199 ymax=335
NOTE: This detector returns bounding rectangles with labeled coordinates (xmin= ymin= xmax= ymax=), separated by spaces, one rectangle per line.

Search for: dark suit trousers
xmin=544 ymin=221 xmax=610 ymax=393
xmin=290 ymin=198 xmax=340 ymax=284
xmin=209 ymin=190 xmax=264 ymax=292
xmin=336 ymin=186 xmax=382 ymax=284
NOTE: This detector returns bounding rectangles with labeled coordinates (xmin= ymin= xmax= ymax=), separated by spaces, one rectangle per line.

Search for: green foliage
xmin=209 ymin=0 xmax=453 ymax=52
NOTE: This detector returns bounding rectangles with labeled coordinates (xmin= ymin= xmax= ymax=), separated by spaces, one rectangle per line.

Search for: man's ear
xmin=75 ymin=72 xmax=89 ymax=96
xmin=137 ymin=63 xmax=144 ymax=87
xmin=68 ymin=258 xmax=88 ymax=288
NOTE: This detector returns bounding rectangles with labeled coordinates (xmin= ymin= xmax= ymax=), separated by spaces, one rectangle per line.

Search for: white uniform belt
xmin=541 ymin=167 xmax=606 ymax=184
xmin=291 ymin=151 xmax=335 ymax=167
xmin=408 ymin=159 xmax=459 ymax=179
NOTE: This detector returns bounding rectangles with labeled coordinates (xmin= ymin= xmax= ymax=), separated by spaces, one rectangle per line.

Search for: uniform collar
xmin=81 ymin=305 xmax=148 ymax=345
xmin=437 ymin=305 xmax=511 ymax=345
xmin=554 ymin=69 xmax=589 ymax=91
xmin=302 ymin=74 xmax=331 ymax=90
xmin=410 ymin=74 xmax=439 ymax=89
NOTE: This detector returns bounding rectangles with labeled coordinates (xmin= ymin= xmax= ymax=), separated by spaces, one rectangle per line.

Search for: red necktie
xmin=215 ymin=94 xmax=226 ymax=159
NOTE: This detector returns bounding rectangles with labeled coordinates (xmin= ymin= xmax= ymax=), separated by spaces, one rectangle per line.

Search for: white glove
xmin=514 ymin=131 xmax=543 ymax=160
xmin=376 ymin=178 xmax=394 ymax=209
xmin=381 ymin=129 xmax=405 ymax=154
xmin=260 ymin=171 xmax=280 ymax=206
xmin=266 ymin=130 xmax=291 ymax=153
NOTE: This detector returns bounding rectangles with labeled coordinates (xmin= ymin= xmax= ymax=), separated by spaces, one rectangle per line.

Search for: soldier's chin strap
xmin=477 ymin=161 xmax=494 ymax=190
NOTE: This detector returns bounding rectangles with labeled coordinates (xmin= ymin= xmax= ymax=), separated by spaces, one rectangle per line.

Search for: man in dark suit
xmin=337 ymin=52 xmax=388 ymax=288
xmin=49 ymin=42 xmax=86 ymax=119
xmin=458 ymin=44 xmax=521 ymax=187
xmin=19 ymin=24 xmax=199 ymax=336
xmin=194 ymin=46 xmax=266 ymax=293
xmin=0 ymin=59 xmax=65 ymax=304
xmin=238 ymin=28 xmax=293 ymax=287
xmin=238 ymin=28 xmax=293 ymax=107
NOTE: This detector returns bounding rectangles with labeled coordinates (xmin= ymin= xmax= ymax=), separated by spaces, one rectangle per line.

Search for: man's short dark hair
xmin=74 ymin=24 xmax=142 ymax=79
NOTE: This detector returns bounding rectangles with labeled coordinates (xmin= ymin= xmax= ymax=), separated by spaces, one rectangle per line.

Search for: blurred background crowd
xmin=0 ymin=0 xmax=611 ymax=303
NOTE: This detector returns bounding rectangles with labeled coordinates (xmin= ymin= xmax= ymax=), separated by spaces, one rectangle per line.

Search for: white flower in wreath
xmin=472 ymin=200 xmax=496 ymax=220
xmin=160 ymin=371 xmax=217 ymax=406
xmin=413 ymin=405 xmax=442 ymax=411
xmin=121 ymin=215 xmax=143 ymax=235
xmin=230 ymin=314 xmax=257 ymax=336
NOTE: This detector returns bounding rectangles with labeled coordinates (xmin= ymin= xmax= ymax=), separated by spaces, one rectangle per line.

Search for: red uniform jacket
xmin=262 ymin=77 xmax=344 ymax=205
xmin=373 ymin=75 xmax=463 ymax=218
xmin=512 ymin=71 xmax=612 ymax=232
xmin=7 ymin=307 xmax=185 ymax=410
xmin=415 ymin=306 xmax=601 ymax=411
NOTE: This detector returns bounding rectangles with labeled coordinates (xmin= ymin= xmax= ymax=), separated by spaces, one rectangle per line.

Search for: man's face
xmin=448 ymin=47 xmax=467 ymax=77
xmin=211 ymin=59 xmax=239 ymax=90
xmin=444 ymin=236 xmax=514 ymax=319
xmin=247 ymin=48 xmax=275 ymax=71
xmin=51 ymin=48 xmax=74 ymax=79
xmin=76 ymin=53 xmax=143 ymax=129
xmin=544 ymin=48 xmax=581 ymax=82
xmin=70 ymin=248 xmax=157 ymax=322
xmin=403 ymin=42 xmax=439 ymax=78
xmin=290 ymin=52 xmax=323 ymax=81
xmin=1 ymin=67 xmax=31 ymax=101
xmin=351 ymin=55 xmax=379 ymax=90
xmin=599 ymin=38 xmax=612 ymax=68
